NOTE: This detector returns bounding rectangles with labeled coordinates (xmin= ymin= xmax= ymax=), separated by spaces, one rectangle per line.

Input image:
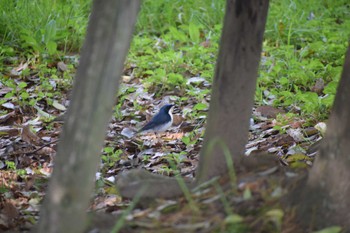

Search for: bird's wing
xmin=139 ymin=112 xmax=171 ymax=132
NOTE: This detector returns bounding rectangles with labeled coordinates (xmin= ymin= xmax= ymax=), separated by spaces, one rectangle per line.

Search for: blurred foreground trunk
xmin=288 ymin=46 xmax=350 ymax=231
xmin=35 ymin=1 xmax=140 ymax=233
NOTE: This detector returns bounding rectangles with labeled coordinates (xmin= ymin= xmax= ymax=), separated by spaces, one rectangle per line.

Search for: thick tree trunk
xmin=116 ymin=0 xmax=269 ymax=198
xmin=292 ymin=46 xmax=350 ymax=231
xmin=35 ymin=1 xmax=140 ymax=233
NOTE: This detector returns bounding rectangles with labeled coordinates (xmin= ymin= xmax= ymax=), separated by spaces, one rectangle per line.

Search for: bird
xmin=138 ymin=104 xmax=175 ymax=134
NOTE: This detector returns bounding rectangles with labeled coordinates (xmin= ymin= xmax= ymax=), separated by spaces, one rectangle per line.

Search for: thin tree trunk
xmin=196 ymin=0 xmax=269 ymax=183
xmin=36 ymin=1 xmax=140 ymax=233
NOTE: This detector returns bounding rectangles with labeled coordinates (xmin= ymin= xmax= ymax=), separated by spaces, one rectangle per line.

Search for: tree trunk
xmin=196 ymin=0 xmax=269 ymax=183
xmin=35 ymin=1 xmax=140 ymax=233
xmin=291 ymin=46 xmax=350 ymax=231
xmin=116 ymin=0 xmax=269 ymax=198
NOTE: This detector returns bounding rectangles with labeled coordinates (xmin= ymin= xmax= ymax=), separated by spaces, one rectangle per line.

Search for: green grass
xmin=260 ymin=0 xmax=350 ymax=120
xmin=0 ymin=0 xmax=91 ymax=55
xmin=136 ymin=0 xmax=225 ymax=34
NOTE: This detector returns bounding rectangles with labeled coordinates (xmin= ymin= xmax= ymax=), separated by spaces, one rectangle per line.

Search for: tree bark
xmin=116 ymin=0 xmax=269 ymax=198
xmin=291 ymin=46 xmax=350 ymax=231
xmin=36 ymin=1 xmax=140 ymax=233
xmin=196 ymin=0 xmax=269 ymax=183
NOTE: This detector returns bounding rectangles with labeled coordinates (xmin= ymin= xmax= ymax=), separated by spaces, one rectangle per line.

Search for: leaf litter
xmin=0 ymin=57 xmax=325 ymax=232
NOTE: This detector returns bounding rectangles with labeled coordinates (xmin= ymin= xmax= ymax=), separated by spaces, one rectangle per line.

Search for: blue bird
xmin=138 ymin=104 xmax=175 ymax=134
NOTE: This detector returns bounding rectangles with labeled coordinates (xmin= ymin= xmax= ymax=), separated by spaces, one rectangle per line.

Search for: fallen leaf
xmin=256 ymin=106 xmax=285 ymax=118
xmin=52 ymin=100 xmax=66 ymax=111
xmin=2 ymin=201 xmax=19 ymax=220
xmin=303 ymin=127 xmax=318 ymax=136
xmin=311 ymin=78 xmax=325 ymax=94
xmin=2 ymin=102 xmax=15 ymax=110
xmin=121 ymin=128 xmax=136 ymax=138
xmin=10 ymin=62 xmax=28 ymax=76
xmin=200 ymin=40 xmax=211 ymax=48
xmin=21 ymin=125 xmax=41 ymax=146
xmin=186 ymin=76 xmax=206 ymax=85
xmin=122 ymin=75 xmax=133 ymax=83
xmin=0 ymin=86 xmax=13 ymax=96
xmin=172 ymin=114 xmax=183 ymax=126
xmin=0 ymin=111 xmax=15 ymax=124
xmin=287 ymin=128 xmax=304 ymax=142
xmin=36 ymin=147 xmax=56 ymax=156
xmin=315 ymin=122 xmax=327 ymax=136
xmin=34 ymin=105 xmax=52 ymax=118
xmin=57 ymin=61 xmax=68 ymax=72
xmin=0 ymin=126 xmax=20 ymax=137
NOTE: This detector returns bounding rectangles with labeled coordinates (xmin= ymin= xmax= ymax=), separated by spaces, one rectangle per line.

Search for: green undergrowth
xmin=1 ymin=0 xmax=349 ymax=121
xmin=260 ymin=0 xmax=350 ymax=121
xmin=0 ymin=0 xmax=91 ymax=55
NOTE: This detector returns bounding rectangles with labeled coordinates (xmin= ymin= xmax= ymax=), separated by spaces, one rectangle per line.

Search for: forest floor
xmin=0 ymin=0 xmax=349 ymax=232
xmin=0 ymin=57 xmax=324 ymax=232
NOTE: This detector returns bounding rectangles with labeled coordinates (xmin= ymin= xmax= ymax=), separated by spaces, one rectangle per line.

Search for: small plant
xmin=273 ymin=112 xmax=301 ymax=133
xmin=182 ymin=132 xmax=199 ymax=146
xmin=20 ymin=20 xmax=59 ymax=56
xmin=101 ymin=147 xmax=123 ymax=167
xmin=5 ymin=161 xmax=16 ymax=170
xmin=165 ymin=152 xmax=187 ymax=165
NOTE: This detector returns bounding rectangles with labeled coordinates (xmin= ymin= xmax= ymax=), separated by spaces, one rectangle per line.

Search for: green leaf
xmin=104 ymin=147 xmax=114 ymax=154
xmin=278 ymin=77 xmax=289 ymax=86
xmin=34 ymin=106 xmax=52 ymax=118
xmin=52 ymin=100 xmax=66 ymax=111
xmin=193 ymin=103 xmax=208 ymax=111
xmin=321 ymin=94 xmax=334 ymax=108
xmin=44 ymin=20 xmax=57 ymax=43
xmin=224 ymin=214 xmax=243 ymax=224
xmin=265 ymin=209 xmax=284 ymax=219
xmin=323 ymin=81 xmax=338 ymax=95
xmin=168 ymin=73 xmax=184 ymax=85
xmin=18 ymin=82 xmax=27 ymax=89
xmin=243 ymin=187 xmax=252 ymax=200
xmin=46 ymin=41 xmax=57 ymax=55
xmin=4 ymin=92 xmax=14 ymax=98
xmin=20 ymin=92 xmax=30 ymax=99
xmin=182 ymin=136 xmax=190 ymax=145
xmin=189 ymin=22 xmax=200 ymax=43
xmin=169 ymin=26 xmax=187 ymax=42
xmin=313 ymin=226 xmax=342 ymax=233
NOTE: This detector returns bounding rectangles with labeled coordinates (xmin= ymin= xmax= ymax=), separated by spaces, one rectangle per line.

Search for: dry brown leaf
xmin=21 ymin=125 xmax=41 ymax=146
xmin=2 ymin=200 xmax=19 ymax=221
xmin=0 ymin=111 xmax=16 ymax=124
xmin=311 ymin=78 xmax=325 ymax=94
xmin=0 ymin=126 xmax=20 ymax=137
xmin=36 ymin=147 xmax=56 ymax=156
xmin=0 ymin=86 xmax=13 ymax=96
xmin=172 ymin=114 xmax=183 ymax=126
xmin=200 ymin=40 xmax=211 ymax=48
xmin=57 ymin=61 xmax=68 ymax=72
xmin=256 ymin=106 xmax=285 ymax=118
